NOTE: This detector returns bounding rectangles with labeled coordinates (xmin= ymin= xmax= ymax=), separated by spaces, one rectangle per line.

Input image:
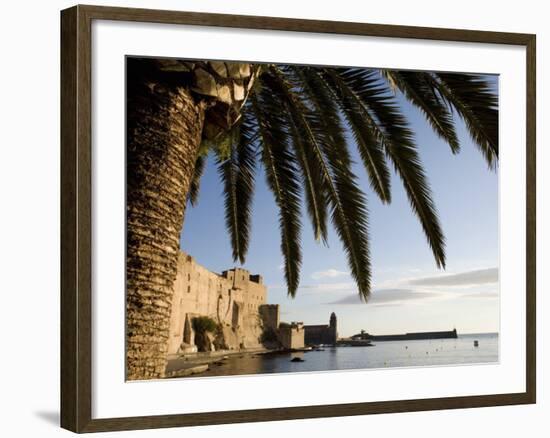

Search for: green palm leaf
xmin=315 ymin=67 xmax=392 ymax=203
xmin=185 ymin=63 xmax=498 ymax=299
xmin=188 ymin=154 xmax=206 ymax=206
xmin=268 ymin=66 xmax=372 ymax=299
xmin=217 ymin=108 xmax=258 ymax=264
xmin=434 ymin=73 xmax=498 ymax=168
xmin=276 ymin=67 xmax=330 ymax=244
xmin=380 ymin=70 xmax=460 ymax=153
xmin=328 ymin=67 xmax=446 ymax=268
xmin=250 ymin=90 xmax=303 ymax=296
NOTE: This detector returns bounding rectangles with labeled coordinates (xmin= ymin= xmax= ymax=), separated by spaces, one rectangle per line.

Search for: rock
xmin=177 ymin=343 xmax=198 ymax=354
xmin=166 ymin=364 xmax=209 ymax=378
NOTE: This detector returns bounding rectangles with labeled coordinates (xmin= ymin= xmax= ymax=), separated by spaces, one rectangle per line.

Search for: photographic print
xmin=125 ymin=57 xmax=499 ymax=381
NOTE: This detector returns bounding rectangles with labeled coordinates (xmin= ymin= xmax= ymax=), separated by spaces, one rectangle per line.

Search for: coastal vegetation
xmin=191 ymin=316 xmax=220 ymax=352
xmin=191 ymin=316 xmax=218 ymax=334
xmin=126 ymin=58 xmax=498 ymax=380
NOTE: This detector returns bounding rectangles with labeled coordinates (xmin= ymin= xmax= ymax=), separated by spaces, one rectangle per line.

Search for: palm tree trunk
xmin=126 ymin=81 xmax=205 ymax=380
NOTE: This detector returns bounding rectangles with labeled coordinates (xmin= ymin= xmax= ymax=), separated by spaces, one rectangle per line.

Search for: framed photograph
xmin=60 ymin=4 xmax=536 ymax=433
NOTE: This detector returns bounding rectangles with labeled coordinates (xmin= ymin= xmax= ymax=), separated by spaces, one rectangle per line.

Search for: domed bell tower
xmin=329 ymin=312 xmax=337 ymax=345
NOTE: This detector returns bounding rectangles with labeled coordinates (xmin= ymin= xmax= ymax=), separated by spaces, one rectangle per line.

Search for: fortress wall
xmin=168 ymin=252 xmax=267 ymax=355
xmin=304 ymin=318 xmax=338 ymax=345
xmin=279 ymin=323 xmax=305 ymax=350
xmin=259 ymin=304 xmax=280 ymax=331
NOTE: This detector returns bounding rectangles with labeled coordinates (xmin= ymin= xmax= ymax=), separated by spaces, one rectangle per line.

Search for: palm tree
xmin=126 ymin=58 xmax=498 ymax=380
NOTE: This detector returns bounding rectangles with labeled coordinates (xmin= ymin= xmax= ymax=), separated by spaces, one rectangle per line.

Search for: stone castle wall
xmin=304 ymin=313 xmax=338 ymax=346
xmin=259 ymin=304 xmax=280 ymax=331
xmin=279 ymin=322 xmax=305 ymax=350
xmin=167 ymin=251 xmax=267 ymax=355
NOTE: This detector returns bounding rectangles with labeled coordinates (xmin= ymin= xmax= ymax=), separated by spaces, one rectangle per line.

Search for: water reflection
xmin=189 ymin=334 xmax=499 ymax=379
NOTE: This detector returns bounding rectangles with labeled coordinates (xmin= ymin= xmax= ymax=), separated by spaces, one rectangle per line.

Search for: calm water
xmin=200 ymin=333 xmax=498 ymax=378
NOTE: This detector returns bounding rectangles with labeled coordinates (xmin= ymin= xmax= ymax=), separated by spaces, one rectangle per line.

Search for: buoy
xmin=474 ymin=340 xmax=479 ymax=347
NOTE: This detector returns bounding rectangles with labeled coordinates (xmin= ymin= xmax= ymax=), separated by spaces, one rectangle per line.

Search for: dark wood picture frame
xmin=61 ymin=4 xmax=536 ymax=433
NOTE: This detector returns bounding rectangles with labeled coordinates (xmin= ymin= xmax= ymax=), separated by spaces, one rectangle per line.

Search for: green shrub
xmin=192 ymin=316 xmax=218 ymax=334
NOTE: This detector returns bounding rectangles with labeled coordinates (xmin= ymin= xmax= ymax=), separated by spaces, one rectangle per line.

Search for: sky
xmin=179 ymin=71 xmax=499 ymax=338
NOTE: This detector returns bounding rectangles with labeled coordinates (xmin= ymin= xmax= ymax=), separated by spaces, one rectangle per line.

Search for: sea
xmin=200 ymin=333 xmax=499 ymax=378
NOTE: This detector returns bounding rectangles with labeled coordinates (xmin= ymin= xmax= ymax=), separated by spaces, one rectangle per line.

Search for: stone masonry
xmin=303 ymin=312 xmax=338 ymax=346
xmin=168 ymin=251 xmax=305 ymax=355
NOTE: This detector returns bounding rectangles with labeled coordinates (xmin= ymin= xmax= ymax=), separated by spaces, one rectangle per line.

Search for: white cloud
xmin=311 ymin=269 xmax=349 ymax=280
xmin=326 ymin=288 xmax=442 ymax=306
xmin=270 ymin=267 xmax=500 ymax=305
xmin=408 ymin=268 xmax=498 ymax=287
xmin=300 ymin=282 xmax=355 ymax=292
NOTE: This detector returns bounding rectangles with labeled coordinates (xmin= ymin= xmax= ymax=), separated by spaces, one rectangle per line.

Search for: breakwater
xmin=353 ymin=328 xmax=458 ymax=342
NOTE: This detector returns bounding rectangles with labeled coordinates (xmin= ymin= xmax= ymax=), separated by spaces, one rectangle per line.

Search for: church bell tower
xmin=329 ymin=312 xmax=337 ymax=329
xmin=329 ymin=312 xmax=337 ymax=344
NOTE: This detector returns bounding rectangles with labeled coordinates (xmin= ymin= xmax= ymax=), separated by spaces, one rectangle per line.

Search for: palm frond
xmin=328 ymin=67 xmax=446 ymax=268
xmin=277 ymin=66 xmax=330 ymax=244
xmin=268 ymin=66 xmax=372 ymax=299
xmin=315 ymin=67 xmax=392 ymax=203
xmin=434 ymin=73 xmax=498 ymax=168
xmin=250 ymin=89 xmax=303 ymax=297
xmin=188 ymin=154 xmax=206 ymax=206
xmin=380 ymin=70 xmax=460 ymax=153
xmin=196 ymin=64 xmax=498 ymax=298
xmin=216 ymin=109 xmax=258 ymax=264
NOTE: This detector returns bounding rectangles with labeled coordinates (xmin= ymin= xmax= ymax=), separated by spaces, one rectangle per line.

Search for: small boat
xmin=347 ymin=339 xmax=374 ymax=347
xmin=290 ymin=357 xmax=305 ymax=362
xmin=474 ymin=340 xmax=479 ymax=347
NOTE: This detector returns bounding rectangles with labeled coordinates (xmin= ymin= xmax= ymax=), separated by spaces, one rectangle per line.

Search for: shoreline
xmin=164 ymin=334 xmax=499 ymax=379
xmin=165 ymin=346 xmax=314 ymax=378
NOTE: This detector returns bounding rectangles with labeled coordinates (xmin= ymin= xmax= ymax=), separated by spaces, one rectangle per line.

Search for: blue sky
xmin=180 ymin=73 xmax=499 ymax=337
